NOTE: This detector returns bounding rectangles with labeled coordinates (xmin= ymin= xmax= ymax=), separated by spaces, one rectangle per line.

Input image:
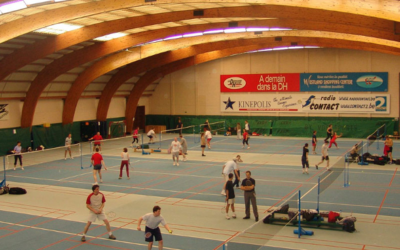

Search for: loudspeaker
xmin=228 ymin=22 xmax=238 ymax=27
xmin=193 ymin=10 xmax=204 ymax=16
xmin=275 ymin=37 xmax=282 ymax=41
xmin=291 ymin=42 xmax=298 ymax=46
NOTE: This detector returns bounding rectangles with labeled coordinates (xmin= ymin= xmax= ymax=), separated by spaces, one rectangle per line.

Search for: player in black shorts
xmin=325 ymin=124 xmax=333 ymax=141
xmin=302 ymin=143 xmax=309 ymax=174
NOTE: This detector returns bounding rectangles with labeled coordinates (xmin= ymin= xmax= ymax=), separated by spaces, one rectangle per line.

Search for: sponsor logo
xmin=302 ymin=95 xmax=315 ymax=108
xmin=375 ymin=96 xmax=387 ymax=112
xmin=302 ymin=95 xmax=339 ymax=110
xmin=223 ymin=97 xmax=236 ymax=110
xmin=224 ymin=77 xmax=246 ymax=90
xmin=356 ymin=75 xmax=383 ymax=89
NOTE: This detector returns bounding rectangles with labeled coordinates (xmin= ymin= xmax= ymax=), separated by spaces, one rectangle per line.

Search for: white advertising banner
xmin=0 ymin=104 xmax=9 ymax=120
xmin=221 ymin=93 xmax=390 ymax=113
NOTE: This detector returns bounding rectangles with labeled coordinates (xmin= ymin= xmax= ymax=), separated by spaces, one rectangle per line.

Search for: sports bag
xmin=9 ymin=187 xmax=27 ymax=195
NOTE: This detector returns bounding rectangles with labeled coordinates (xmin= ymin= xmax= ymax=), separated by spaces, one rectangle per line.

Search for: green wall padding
xmin=146 ymin=115 xmax=397 ymax=138
xmin=0 ymin=127 xmax=31 ymax=156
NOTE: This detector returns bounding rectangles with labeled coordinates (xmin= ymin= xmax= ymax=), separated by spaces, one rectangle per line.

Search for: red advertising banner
xmin=220 ymin=73 xmax=300 ymax=92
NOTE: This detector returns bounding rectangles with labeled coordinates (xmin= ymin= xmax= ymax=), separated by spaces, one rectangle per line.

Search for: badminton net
xmin=5 ymin=143 xmax=82 ymax=170
xmin=159 ymin=126 xmax=195 ymax=149
xmin=367 ymin=124 xmax=385 ymax=148
xmin=89 ymin=136 xmax=133 ymax=155
xmin=195 ymin=121 xmax=225 ymax=143
xmin=223 ymin=191 xmax=299 ymax=250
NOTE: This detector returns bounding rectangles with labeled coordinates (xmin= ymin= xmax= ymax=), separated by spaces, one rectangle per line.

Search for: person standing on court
xmin=205 ymin=128 xmax=212 ymax=149
xmin=244 ymin=120 xmax=250 ymax=133
xmin=81 ymin=185 xmax=116 ymax=242
xmin=225 ymin=173 xmax=237 ymax=220
xmin=241 ymin=171 xmax=259 ymax=222
xmin=137 ymin=205 xmax=173 ymax=250
xmin=132 ymin=127 xmax=139 ymax=146
xmin=91 ymin=148 xmax=107 ymax=185
xmin=147 ymin=127 xmax=156 ymax=144
xmin=236 ymin=122 xmax=242 ymax=140
xmin=221 ymin=155 xmax=242 ymax=195
xmin=179 ymin=134 xmax=187 ymax=161
xmin=13 ymin=141 xmax=23 ymax=170
xmin=169 ymin=137 xmax=182 ymax=166
xmin=204 ymin=119 xmax=211 ymax=131
xmin=119 ymin=148 xmax=130 ymax=180
xmin=65 ymin=133 xmax=73 ymax=160
xmin=312 ymin=131 xmax=317 ymax=154
xmin=325 ymin=124 xmax=333 ymax=141
xmin=176 ymin=119 xmax=183 ymax=135
xmin=200 ymin=132 xmax=206 ymax=156
xmin=242 ymin=129 xmax=250 ymax=149
xmin=302 ymin=143 xmax=309 ymax=174
xmin=384 ymin=135 xmax=393 ymax=164
xmin=89 ymin=132 xmax=103 ymax=153
xmin=316 ymin=140 xmax=330 ymax=170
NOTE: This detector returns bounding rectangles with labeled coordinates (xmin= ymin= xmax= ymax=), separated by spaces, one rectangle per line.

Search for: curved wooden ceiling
xmin=0 ymin=0 xmax=399 ymax=128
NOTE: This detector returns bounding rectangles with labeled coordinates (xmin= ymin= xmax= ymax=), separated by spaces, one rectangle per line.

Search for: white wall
xmin=149 ymin=48 xmax=400 ymax=118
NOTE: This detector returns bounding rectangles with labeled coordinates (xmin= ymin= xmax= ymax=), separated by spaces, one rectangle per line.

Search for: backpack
xmin=328 ymin=211 xmax=340 ymax=223
xmin=263 ymin=214 xmax=272 ymax=224
xmin=9 ymin=187 xmax=27 ymax=195
xmin=302 ymin=210 xmax=316 ymax=221
xmin=276 ymin=204 xmax=289 ymax=214
xmin=342 ymin=220 xmax=356 ymax=232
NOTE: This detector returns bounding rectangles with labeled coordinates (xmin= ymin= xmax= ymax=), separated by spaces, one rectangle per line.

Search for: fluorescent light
xmin=288 ymin=46 xmax=304 ymax=49
xmin=258 ymin=48 xmax=273 ymax=52
xmin=182 ymin=32 xmax=203 ymax=38
xmin=203 ymin=29 xmax=224 ymax=34
xmin=94 ymin=32 xmax=128 ymax=41
xmin=246 ymin=27 xmax=269 ymax=32
xmin=269 ymin=28 xmax=292 ymax=31
xmin=54 ymin=0 xmax=68 ymax=1
xmin=35 ymin=23 xmax=83 ymax=35
xmin=0 ymin=1 xmax=27 ymax=14
xmin=147 ymin=39 xmax=163 ymax=44
xmin=163 ymin=35 xmax=182 ymax=41
xmin=304 ymin=46 xmax=320 ymax=48
xmin=24 ymin=0 xmax=51 ymax=5
xmin=273 ymin=47 xmax=288 ymax=51
xmin=224 ymin=28 xmax=246 ymax=33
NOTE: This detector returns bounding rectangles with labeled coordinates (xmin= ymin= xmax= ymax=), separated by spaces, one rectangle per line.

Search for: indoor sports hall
xmin=0 ymin=1 xmax=400 ymax=250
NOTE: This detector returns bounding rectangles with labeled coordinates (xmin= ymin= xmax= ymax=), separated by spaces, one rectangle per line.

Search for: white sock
xmin=108 ymin=232 xmax=112 ymax=236
xmin=82 ymin=233 xmax=85 ymax=236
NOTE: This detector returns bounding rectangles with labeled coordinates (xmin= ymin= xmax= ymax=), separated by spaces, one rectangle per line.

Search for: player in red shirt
xmin=81 ymin=185 xmax=116 ymax=242
xmin=89 ymin=132 xmax=103 ymax=153
xmin=242 ymin=129 xmax=250 ymax=149
xmin=132 ymin=127 xmax=139 ymax=146
xmin=91 ymin=148 xmax=107 ymax=185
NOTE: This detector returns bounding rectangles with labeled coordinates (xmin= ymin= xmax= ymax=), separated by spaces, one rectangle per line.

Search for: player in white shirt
xmin=315 ymin=140 xmax=330 ymax=170
xmin=221 ymin=155 xmax=242 ymax=195
xmin=205 ymin=129 xmax=212 ymax=149
xmin=64 ymin=133 xmax=73 ymax=160
xmin=147 ymin=128 xmax=157 ymax=144
xmin=169 ymin=137 xmax=182 ymax=166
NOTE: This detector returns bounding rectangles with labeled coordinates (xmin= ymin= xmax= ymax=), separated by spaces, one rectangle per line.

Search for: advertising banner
xmin=221 ymin=93 xmax=390 ymax=113
xmin=300 ymin=72 xmax=388 ymax=92
xmin=0 ymin=104 xmax=9 ymax=121
xmin=220 ymin=73 xmax=300 ymax=92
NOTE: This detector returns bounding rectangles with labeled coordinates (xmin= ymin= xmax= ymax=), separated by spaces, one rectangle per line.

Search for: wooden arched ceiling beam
xmin=1 ymin=4 xmax=398 ymax=83
xmin=57 ymin=28 xmax=400 ymax=126
xmin=22 ymin=17 xmax=400 ymax=128
xmin=1 ymin=0 xmax=399 ymax=44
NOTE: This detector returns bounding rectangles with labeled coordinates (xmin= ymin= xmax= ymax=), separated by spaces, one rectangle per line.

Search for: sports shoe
xmin=315 ymin=164 xmax=318 ymax=170
xmin=173 ymin=162 xmax=176 ymax=166
xmin=177 ymin=163 xmax=179 ymax=166
xmin=225 ymin=215 xmax=230 ymax=220
xmin=21 ymin=167 xmax=24 ymax=170
xmin=71 ymin=156 xmax=74 ymax=159
xmin=93 ymin=182 xmax=98 ymax=185
xmin=306 ymin=172 xmax=309 ymax=174
xmin=118 ymin=177 xmax=122 ymax=179
xmin=64 ymin=157 xmax=67 ymax=160
xmin=255 ymin=217 xmax=259 ymax=222
xmin=243 ymin=216 xmax=250 ymax=219
xmin=327 ymin=168 xmax=332 ymax=171
xmin=100 ymin=179 xmax=103 ymax=183
xmin=13 ymin=167 xmax=16 ymax=171
xmin=109 ymin=234 xmax=116 ymax=240
xmin=302 ymin=172 xmax=305 ymax=174
xmin=202 ymin=154 xmax=206 ymax=156
xmin=183 ymin=158 xmax=187 ymax=161
xmin=247 ymin=146 xmax=250 ymax=149
xmin=232 ymin=214 xmax=237 ymax=219
xmin=81 ymin=236 xmax=86 ymax=242
xmin=127 ymin=177 xmax=130 ymax=180
xmin=208 ymin=147 xmax=211 ymax=149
